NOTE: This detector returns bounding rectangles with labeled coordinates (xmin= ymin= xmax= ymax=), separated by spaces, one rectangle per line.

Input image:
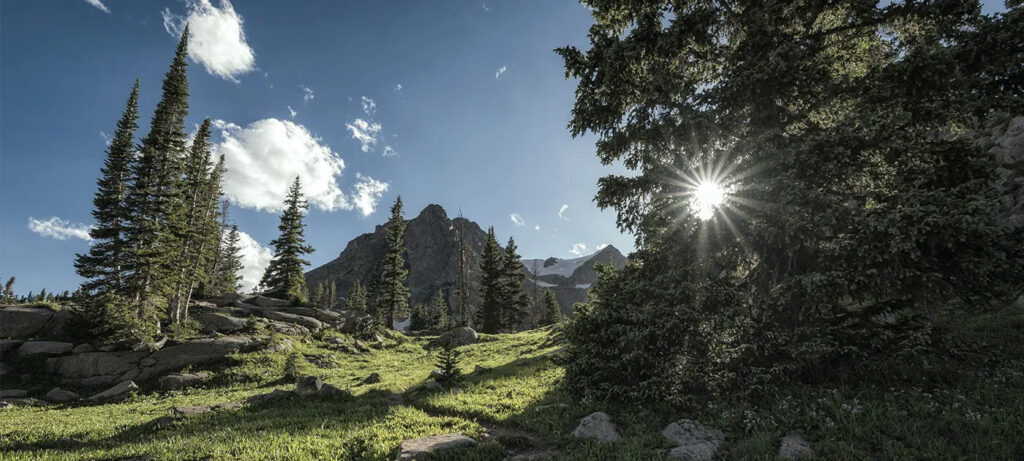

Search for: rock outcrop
xmin=572 ymin=412 xmax=620 ymax=442
xmin=662 ymin=419 xmax=725 ymax=461
xmin=0 ymin=305 xmax=57 ymax=339
xmin=395 ymin=433 xmax=477 ymax=460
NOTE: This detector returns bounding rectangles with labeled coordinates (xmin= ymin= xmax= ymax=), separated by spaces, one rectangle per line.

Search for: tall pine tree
xmin=75 ymin=79 xmax=140 ymax=302
xmin=375 ymin=196 xmax=410 ymax=329
xmin=209 ymin=224 xmax=244 ymax=295
xmin=476 ymin=227 xmax=504 ymax=334
xmin=346 ymin=280 xmax=367 ymax=312
xmin=260 ymin=177 xmax=314 ymax=303
xmin=540 ymin=289 xmax=562 ymax=326
xmin=500 ymin=236 xmax=530 ymax=331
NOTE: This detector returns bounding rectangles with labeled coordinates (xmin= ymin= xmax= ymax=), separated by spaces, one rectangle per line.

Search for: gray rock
xmin=0 ymin=306 xmax=56 ymax=339
xmin=140 ymin=357 xmax=157 ymax=366
xmin=269 ymin=338 xmax=295 ymax=352
xmin=572 ymin=412 xmax=620 ymax=442
xmin=42 ymin=309 xmax=77 ymax=339
xmin=279 ymin=307 xmax=343 ymax=325
xmin=71 ymin=343 xmax=94 ymax=354
xmin=158 ymin=372 xmax=210 ymax=391
xmin=194 ymin=311 xmax=248 ymax=333
xmin=137 ymin=336 xmax=262 ymax=381
xmin=449 ymin=327 xmax=478 ymax=346
xmin=47 ymin=351 xmax=147 ymax=386
xmin=423 ymin=381 xmax=444 ymax=391
xmin=245 ymin=389 xmax=293 ymax=406
xmin=361 ymin=372 xmax=381 ymax=385
xmin=17 ymin=340 xmax=74 ymax=358
xmin=0 ymin=389 xmax=28 ymax=398
xmin=473 ymin=365 xmax=487 ymax=373
xmin=662 ymin=419 xmax=724 ymax=461
xmin=325 ymin=336 xmax=345 ymax=345
xmin=202 ymin=293 xmax=244 ymax=307
xmin=318 ymin=383 xmax=351 ymax=398
xmin=394 ymin=433 xmax=477 ymax=460
xmin=295 ymin=375 xmax=324 ymax=394
xmin=0 ymin=362 xmax=11 ymax=378
xmin=0 ymin=397 xmax=45 ymax=407
xmin=97 ymin=344 xmax=120 ymax=352
xmin=214 ymin=401 xmax=241 ymax=410
xmin=0 ymin=339 xmax=23 ymax=355
xmin=88 ymin=380 xmax=138 ymax=402
xmin=257 ymin=310 xmax=323 ymax=332
xmin=173 ymin=405 xmax=211 ymax=415
xmin=246 ymin=296 xmax=291 ymax=308
xmin=45 ymin=387 xmax=79 ymax=402
xmin=429 ymin=369 xmax=444 ymax=380
xmin=778 ymin=433 xmax=813 ymax=460
xmin=268 ymin=321 xmax=310 ymax=336
xmin=353 ymin=340 xmax=369 ymax=352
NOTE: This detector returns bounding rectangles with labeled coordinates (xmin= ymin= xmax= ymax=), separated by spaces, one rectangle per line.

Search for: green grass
xmin=2 ymin=308 xmax=1022 ymax=460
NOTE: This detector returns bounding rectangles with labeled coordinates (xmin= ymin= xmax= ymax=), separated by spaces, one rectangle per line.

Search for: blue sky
xmin=1 ymin=0 xmax=633 ymax=294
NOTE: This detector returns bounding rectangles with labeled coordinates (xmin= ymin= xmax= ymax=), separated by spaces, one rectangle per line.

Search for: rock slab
xmin=88 ymin=380 xmax=138 ymax=402
xmin=395 ymin=433 xmax=477 ymax=460
xmin=572 ymin=412 xmax=620 ymax=442
xmin=778 ymin=433 xmax=813 ymax=460
xmin=45 ymin=387 xmax=79 ymax=402
xmin=662 ymin=419 xmax=725 ymax=461
xmin=0 ymin=306 xmax=55 ymax=339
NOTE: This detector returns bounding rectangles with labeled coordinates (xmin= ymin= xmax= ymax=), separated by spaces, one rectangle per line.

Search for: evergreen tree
xmin=500 ymin=236 xmax=530 ymax=331
xmin=260 ymin=177 xmax=314 ymax=303
xmin=430 ymin=290 xmax=449 ymax=330
xmin=327 ymin=281 xmax=337 ymax=309
xmin=122 ymin=27 xmax=191 ymax=335
xmin=375 ymin=196 xmax=410 ymax=329
xmin=311 ymin=282 xmax=325 ymax=308
xmin=433 ymin=329 xmax=463 ymax=387
xmin=75 ymin=79 xmax=140 ymax=301
xmin=540 ymin=289 xmax=562 ymax=326
xmin=346 ymin=280 xmax=367 ymax=312
xmin=409 ymin=304 xmax=429 ymax=331
xmin=38 ymin=288 xmax=47 ymax=302
xmin=3 ymin=277 xmax=14 ymax=304
xmin=454 ymin=210 xmax=472 ymax=327
xmin=477 ymin=227 xmax=504 ymax=334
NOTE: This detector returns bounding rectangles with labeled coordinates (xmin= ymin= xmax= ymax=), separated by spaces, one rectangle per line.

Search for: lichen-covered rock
xmin=193 ymin=311 xmax=248 ymax=333
xmin=245 ymin=296 xmax=291 ymax=308
xmin=428 ymin=327 xmax=478 ymax=348
xmin=137 ymin=336 xmax=262 ymax=381
xmin=173 ymin=405 xmax=211 ymax=415
xmin=18 ymin=341 xmax=74 ymax=358
xmin=46 ymin=350 xmax=147 ymax=386
xmin=88 ymin=380 xmax=138 ymax=402
xmin=245 ymin=389 xmax=293 ymax=406
xmin=0 ymin=305 xmax=55 ymax=339
xmin=394 ymin=433 xmax=477 ymax=460
xmin=662 ymin=419 xmax=725 ymax=461
xmin=318 ymin=383 xmax=351 ymax=398
xmin=255 ymin=310 xmax=323 ymax=332
xmin=295 ymin=375 xmax=324 ymax=394
xmin=571 ymin=412 xmax=620 ymax=442
xmin=778 ymin=433 xmax=813 ymax=460
xmin=45 ymin=387 xmax=80 ymax=402
xmin=361 ymin=372 xmax=381 ymax=385
xmin=158 ymin=372 xmax=210 ymax=391
xmin=267 ymin=321 xmax=309 ymax=336
xmin=71 ymin=343 xmax=94 ymax=354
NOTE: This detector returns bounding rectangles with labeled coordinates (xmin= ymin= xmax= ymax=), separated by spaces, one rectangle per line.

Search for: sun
xmin=692 ymin=180 xmax=726 ymax=221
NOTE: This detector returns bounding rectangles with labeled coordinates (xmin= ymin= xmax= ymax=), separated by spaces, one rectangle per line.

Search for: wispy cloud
xmin=569 ymin=243 xmax=587 ymax=257
xmin=482 ymin=4 xmax=491 ymax=12
xmin=345 ymin=119 xmax=382 ymax=153
xmin=235 ymin=229 xmax=272 ymax=293
xmin=394 ymin=84 xmax=403 ymax=93
xmin=558 ymin=204 xmax=569 ymax=221
xmin=361 ymin=96 xmax=376 ymax=116
xmin=596 ymin=243 xmax=609 ymax=251
xmin=85 ymin=0 xmax=110 ymax=13
xmin=99 ymin=131 xmax=113 ymax=147
xmin=212 ymin=117 xmax=388 ymax=215
xmin=161 ymin=0 xmax=256 ymax=82
xmin=287 ymin=105 xmax=297 ymax=118
xmin=534 ymin=224 xmax=541 ymax=231
xmin=495 ymin=66 xmax=507 ymax=79
xmin=301 ymin=85 xmax=314 ymax=102
xmin=510 ymin=213 xmax=525 ymax=226
xmin=28 ymin=217 xmax=93 ymax=241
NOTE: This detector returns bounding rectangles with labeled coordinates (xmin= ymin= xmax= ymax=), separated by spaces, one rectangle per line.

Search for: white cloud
xmin=301 ymin=86 xmax=314 ymax=102
xmin=382 ymin=146 xmax=396 ymax=157
xmin=287 ymin=105 xmax=297 ymax=118
xmin=482 ymin=4 xmax=491 ymax=11
xmin=361 ymin=96 xmax=376 ymax=116
xmin=99 ymin=131 xmax=113 ymax=146
xmin=28 ymin=217 xmax=93 ymax=242
xmin=212 ymin=118 xmax=388 ymax=214
xmin=351 ymin=174 xmax=389 ymax=216
xmin=558 ymin=204 xmax=569 ymax=221
xmin=534 ymin=225 xmax=541 ymax=231
xmin=235 ymin=229 xmax=272 ymax=293
xmin=596 ymin=243 xmax=609 ymax=251
xmin=495 ymin=66 xmax=507 ymax=79
xmin=345 ymin=119 xmax=382 ymax=153
xmin=394 ymin=84 xmax=403 ymax=93
xmin=510 ymin=213 xmax=525 ymax=226
xmin=85 ymin=0 xmax=110 ymax=13
xmin=569 ymin=243 xmax=587 ymax=257
xmin=161 ymin=0 xmax=256 ymax=82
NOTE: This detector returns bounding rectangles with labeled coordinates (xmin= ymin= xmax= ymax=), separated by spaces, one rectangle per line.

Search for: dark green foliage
xmin=282 ymin=350 xmax=301 ymax=381
xmin=433 ymin=330 xmax=463 ymax=387
xmin=540 ymin=289 xmax=561 ymax=326
xmin=409 ymin=304 xmax=430 ymax=331
xmin=311 ymin=282 xmax=325 ymax=309
xmin=345 ymin=280 xmax=367 ymax=312
xmin=327 ymin=281 xmax=337 ymax=309
xmin=74 ymin=79 xmax=140 ymax=303
xmin=2 ymin=277 xmax=14 ymax=303
xmin=260 ymin=177 xmax=314 ymax=304
xmin=430 ymin=290 xmax=449 ymax=330
xmin=500 ymin=237 xmax=530 ymax=330
xmin=560 ymin=1 xmax=1024 ymax=402
xmin=476 ymin=227 xmax=504 ymax=333
xmin=375 ymin=196 xmax=410 ymax=329
xmin=208 ymin=223 xmax=244 ymax=296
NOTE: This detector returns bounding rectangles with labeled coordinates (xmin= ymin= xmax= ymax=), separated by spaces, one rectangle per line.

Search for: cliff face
xmin=305 ymin=203 xmax=628 ymax=318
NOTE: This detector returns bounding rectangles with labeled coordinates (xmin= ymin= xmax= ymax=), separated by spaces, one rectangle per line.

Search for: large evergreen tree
xmin=559 ymin=0 xmax=1024 ymax=402
xmin=476 ymin=227 xmax=504 ymax=334
xmin=375 ymin=196 xmax=410 ymax=329
xmin=209 ymin=224 xmax=244 ymax=295
xmin=260 ymin=177 xmax=314 ymax=303
xmin=75 ymin=79 xmax=140 ymax=303
xmin=500 ymin=236 xmax=530 ymax=330
xmin=430 ymin=290 xmax=449 ymax=330
xmin=540 ymin=289 xmax=562 ymax=326
xmin=123 ymin=27 xmax=191 ymax=329
xmin=346 ymin=280 xmax=367 ymax=312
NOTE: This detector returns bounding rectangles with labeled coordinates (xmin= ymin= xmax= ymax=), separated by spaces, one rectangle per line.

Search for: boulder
xmin=325 ymin=336 xmax=346 ymax=345
xmin=572 ymin=412 xmax=620 ymax=443
xmin=256 ymin=310 xmax=323 ymax=332
xmin=246 ymin=296 xmax=290 ymax=308
xmin=88 ymin=380 xmax=138 ymax=402
xmin=158 ymin=372 xmax=210 ymax=391
xmin=429 ymin=327 xmax=478 ymax=348
xmin=71 ymin=343 xmax=94 ymax=354
xmin=138 ymin=336 xmax=262 ymax=381
xmin=361 ymin=372 xmax=381 ymax=385
xmin=245 ymin=389 xmax=293 ymax=406
xmin=268 ymin=321 xmax=310 ymax=336
xmin=318 ymin=383 xmax=351 ymax=398
xmin=18 ymin=341 xmax=74 ymax=358
xmin=46 ymin=351 xmax=147 ymax=386
xmin=0 ymin=339 xmax=23 ymax=356
xmin=173 ymin=405 xmax=211 ymax=415
xmin=429 ymin=369 xmax=444 ymax=380
xmin=0 ymin=397 xmax=45 ymax=407
xmin=0 ymin=305 xmax=55 ymax=339
xmin=662 ymin=419 xmax=725 ymax=461
xmin=279 ymin=307 xmax=343 ymax=324
xmin=0 ymin=389 xmax=28 ymax=398
xmin=41 ymin=309 xmax=77 ymax=339
xmin=191 ymin=301 xmax=217 ymax=309
xmin=202 ymin=293 xmax=244 ymax=307
xmin=268 ymin=338 xmax=295 ymax=352
xmin=193 ymin=311 xmax=248 ymax=333
xmin=0 ymin=363 xmax=11 ymax=378
xmin=45 ymin=387 xmax=79 ymax=402
xmin=423 ymin=381 xmax=444 ymax=391
xmin=336 ymin=310 xmax=375 ymax=334
xmin=395 ymin=433 xmax=477 ymax=460
xmin=295 ymin=375 xmax=324 ymax=394
xmin=778 ymin=433 xmax=813 ymax=460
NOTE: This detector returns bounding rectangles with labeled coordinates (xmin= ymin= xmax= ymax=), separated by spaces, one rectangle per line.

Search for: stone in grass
xmin=295 ymin=375 xmax=324 ymax=394
xmin=158 ymin=372 xmax=211 ymax=391
xmin=662 ymin=419 xmax=725 ymax=461
xmin=778 ymin=433 xmax=814 ymax=460
xmin=244 ymin=389 xmax=293 ymax=406
xmin=317 ymin=383 xmax=351 ymax=398
xmin=0 ymin=389 xmax=28 ymax=399
xmin=45 ymin=387 xmax=80 ymax=403
xmin=395 ymin=433 xmax=477 ymax=460
xmin=571 ymin=412 xmax=621 ymax=442
xmin=88 ymin=380 xmax=138 ymax=402
xmin=361 ymin=372 xmax=381 ymax=385
xmin=173 ymin=405 xmax=212 ymax=415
